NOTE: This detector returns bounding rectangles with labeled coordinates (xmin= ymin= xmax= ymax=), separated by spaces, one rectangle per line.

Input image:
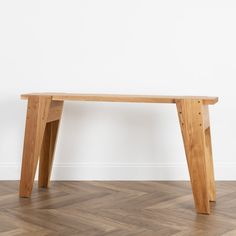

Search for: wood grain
xmin=38 ymin=101 xmax=63 ymax=189
xmin=2 ymin=181 xmax=236 ymax=235
xmin=38 ymin=120 xmax=61 ymax=188
xmin=19 ymin=94 xmax=218 ymax=214
xmin=46 ymin=101 xmax=64 ymax=123
xmin=19 ymin=96 xmax=52 ymax=197
xmin=21 ymin=93 xmax=218 ymax=105
xmin=204 ymin=105 xmax=216 ymax=202
xmin=176 ymin=99 xmax=211 ymax=214
xmin=20 ymin=97 xmax=63 ymax=197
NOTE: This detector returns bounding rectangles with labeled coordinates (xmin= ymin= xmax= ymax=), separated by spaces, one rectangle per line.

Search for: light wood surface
xmin=203 ymin=106 xmax=216 ymax=202
xmin=38 ymin=101 xmax=63 ymax=188
xmin=176 ymin=99 xmax=212 ymax=214
xmin=20 ymin=96 xmax=52 ymax=197
xmin=3 ymin=181 xmax=236 ymax=235
xmin=20 ymin=98 xmax=64 ymax=197
xmin=19 ymin=93 xmax=218 ymax=214
xmin=21 ymin=93 xmax=218 ymax=105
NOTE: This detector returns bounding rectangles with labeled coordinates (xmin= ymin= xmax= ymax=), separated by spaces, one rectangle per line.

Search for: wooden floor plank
xmin=0 ymin=181 xmax=236 ymax=235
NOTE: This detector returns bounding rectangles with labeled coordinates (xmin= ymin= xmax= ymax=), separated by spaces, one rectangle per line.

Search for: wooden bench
xmin=19 ymin=93 xmax=218 ymax=214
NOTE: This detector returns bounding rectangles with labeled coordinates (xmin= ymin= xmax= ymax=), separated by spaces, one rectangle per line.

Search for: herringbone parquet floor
xmin=0 ymin=181 xmax=236 ymax=236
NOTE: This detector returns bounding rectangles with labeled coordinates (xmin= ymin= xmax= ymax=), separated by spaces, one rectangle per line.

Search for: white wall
xmin=0 ymin=0 xmax=235 ymax=180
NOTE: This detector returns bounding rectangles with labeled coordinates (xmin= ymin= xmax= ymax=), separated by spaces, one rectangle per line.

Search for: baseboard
xmin=0 ymin=162 xmax=235 ymax=180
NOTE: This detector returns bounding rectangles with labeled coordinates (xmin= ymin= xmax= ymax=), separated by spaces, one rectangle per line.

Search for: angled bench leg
xmin=20 ymin=96 xmax=52 ymax=197
xmin=176 ymin=99 xmax=214 ymax=214
xmin=38 ymin=101 xmax=63 ymax=188
xmin=203 ymin=105 xmax=216 ymax=202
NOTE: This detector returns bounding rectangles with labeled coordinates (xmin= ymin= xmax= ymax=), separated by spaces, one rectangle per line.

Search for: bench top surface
xmin=21 ymin=93 xmax=218 ymax=105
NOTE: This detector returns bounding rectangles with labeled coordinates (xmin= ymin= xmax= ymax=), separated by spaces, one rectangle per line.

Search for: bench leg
xmin=19 ymin=96 xmax=52 ymax=197
xmin=204 ymin=106 xmax=216 ymax=202
xmin=38 ymin=101 xmax=63 ymax=188
xmin=176 ymin=99 xmax=214 ymax=214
